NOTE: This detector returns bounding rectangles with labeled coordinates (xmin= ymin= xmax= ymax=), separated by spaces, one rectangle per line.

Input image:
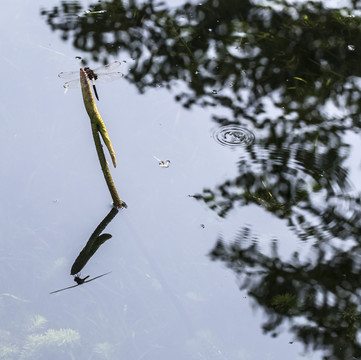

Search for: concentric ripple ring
xmin=213 ymin=125 xmax=255 ymax=147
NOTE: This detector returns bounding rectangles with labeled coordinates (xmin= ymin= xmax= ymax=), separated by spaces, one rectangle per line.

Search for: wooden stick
xmin=80 ymin=68 xmax=127 ymax=208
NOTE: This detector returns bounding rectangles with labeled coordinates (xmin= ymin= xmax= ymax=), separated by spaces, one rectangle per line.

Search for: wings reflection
xmin=50 ymin=272 xmax=111 ymax=294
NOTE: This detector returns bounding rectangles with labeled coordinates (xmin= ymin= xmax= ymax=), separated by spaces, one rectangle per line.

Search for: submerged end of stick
xmin=114 ymin=200 xmax=128 ymax=209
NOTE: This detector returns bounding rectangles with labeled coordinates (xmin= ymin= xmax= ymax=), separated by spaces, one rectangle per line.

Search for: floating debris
xmin=153 ymin=156 xmax=171 ymax=168
xmin=83 ymin=9 xmax=107 ymax=15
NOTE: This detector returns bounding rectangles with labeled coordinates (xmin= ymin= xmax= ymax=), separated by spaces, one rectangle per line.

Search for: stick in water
xmin=80 ymin=68 xmax=127 ymax=208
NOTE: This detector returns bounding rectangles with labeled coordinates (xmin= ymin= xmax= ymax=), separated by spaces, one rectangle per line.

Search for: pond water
xmin=1 ymin=0 xmax=361 ymax=359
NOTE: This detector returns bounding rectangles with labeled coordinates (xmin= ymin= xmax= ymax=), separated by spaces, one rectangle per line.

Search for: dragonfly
xmin=49 ymin=272 xmax=111 ymax=294
xmin=58 ymin=61 xmax=124 ymax=100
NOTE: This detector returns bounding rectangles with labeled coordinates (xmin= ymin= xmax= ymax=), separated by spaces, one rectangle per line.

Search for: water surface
xmin=1 ymin=0 xmax=361 ymax=359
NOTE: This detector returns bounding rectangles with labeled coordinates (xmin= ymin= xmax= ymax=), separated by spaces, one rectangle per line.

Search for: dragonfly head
xmin=84 ymin=67 xmax=98 ymax=81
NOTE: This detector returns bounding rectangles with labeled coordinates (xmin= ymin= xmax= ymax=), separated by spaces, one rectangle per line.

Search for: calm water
xmin=1 ymin=0 xmax=361 ymax=359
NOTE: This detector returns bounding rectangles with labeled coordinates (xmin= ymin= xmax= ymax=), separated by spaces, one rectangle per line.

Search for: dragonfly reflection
xmin=49 ymin=272 xmax=111 ymax=294
xmin=58 ymin=61 xmax=124 ymax=100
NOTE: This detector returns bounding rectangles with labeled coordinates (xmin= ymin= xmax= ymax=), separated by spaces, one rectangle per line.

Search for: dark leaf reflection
xmin=42 ymin=0 xmax=361 ymax=358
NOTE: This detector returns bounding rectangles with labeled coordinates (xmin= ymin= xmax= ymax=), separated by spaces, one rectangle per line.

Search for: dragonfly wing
xmin=49 ymin=284 xmax=80 ymax=294
xmin=59 ymin=62 xmax=122 ymax=90
xmin=63 ymin=78 xmax=81 ymax=89
xmin=59 ymin=61 xmax=121 ymax=79
xmin=95 ymin=72 xmax=124 ymax=84
xmin=58 ymin=70 xmax=80 ymax=79
xmin=94 ymin=61 xmax=121 ymax=74
xmin=84 ymin=272 xmax=112 ymax=283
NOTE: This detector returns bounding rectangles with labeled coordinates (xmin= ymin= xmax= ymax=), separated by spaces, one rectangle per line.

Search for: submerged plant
xmin=26 ymin=315 xmax=47 ymax=332
xmin=271 ymin=293 xmax=298 ymax=315
xmin=0 ymin=344 xmax=20 ymax=359
xmin=20 ymin=329 xmax=80 ymax=359
xmin=0 ymin=313 xmax=80 ymax=360
xmin=93 ymin=342 xmax=114 ymax=359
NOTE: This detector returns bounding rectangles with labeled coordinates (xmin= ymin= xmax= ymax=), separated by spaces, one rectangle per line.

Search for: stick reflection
xmin=50 ymin=207 xmax=119 ymax=294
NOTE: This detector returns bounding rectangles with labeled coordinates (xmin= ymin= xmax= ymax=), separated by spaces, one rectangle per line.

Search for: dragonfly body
xmin=84 ymin=67 xmax=100 ymax=100
xmin=58 ymin=61 xmax=123 ymax=100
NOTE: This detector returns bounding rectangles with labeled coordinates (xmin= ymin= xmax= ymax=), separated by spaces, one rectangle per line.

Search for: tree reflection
xmin=42 ymin=0 xmax=361 ymax=357
xmin=41 ymin=0 xmax=361 ymax=125
xmin=210 ymin=228 xmax=361 ymax=359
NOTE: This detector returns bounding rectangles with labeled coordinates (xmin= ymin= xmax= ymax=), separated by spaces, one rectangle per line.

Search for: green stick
xmin=80 ymin=68 xmax=127 ymax=208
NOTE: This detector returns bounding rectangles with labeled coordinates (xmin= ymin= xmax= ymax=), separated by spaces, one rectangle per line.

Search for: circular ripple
xmin=213 ymin=125 xmax=255 ymax=147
